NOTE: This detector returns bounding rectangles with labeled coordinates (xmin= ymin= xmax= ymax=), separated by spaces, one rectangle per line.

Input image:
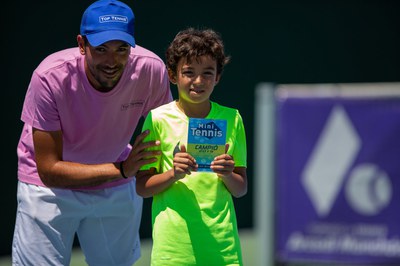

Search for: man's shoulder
xmin=35 ymin=47 xmax=81 ymax=74
xmin=130 ymin=44 xmax=164 ymax=63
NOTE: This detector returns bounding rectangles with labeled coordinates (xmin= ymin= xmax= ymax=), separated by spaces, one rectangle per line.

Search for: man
xmin=12 ymin=0 xmax=172 ymax=265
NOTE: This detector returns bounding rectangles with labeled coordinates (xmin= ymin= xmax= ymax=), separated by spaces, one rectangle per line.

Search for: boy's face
xmin=171 ymin=55 xmax=220 ymax=106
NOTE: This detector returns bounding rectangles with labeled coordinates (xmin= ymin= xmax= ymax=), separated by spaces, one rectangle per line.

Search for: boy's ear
xmin=215 ymin=74 xmax=221 ymax=84
xmin=167 ymin=69 xmax=177 ymax=84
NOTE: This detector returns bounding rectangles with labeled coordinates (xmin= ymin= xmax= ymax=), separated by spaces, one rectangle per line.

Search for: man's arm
xmin=33 ymin=128 xmax=161 ymax=188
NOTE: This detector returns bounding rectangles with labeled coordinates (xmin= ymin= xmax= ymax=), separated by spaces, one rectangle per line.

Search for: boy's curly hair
xmin=165 ymin=27 xmax=230 ymax=76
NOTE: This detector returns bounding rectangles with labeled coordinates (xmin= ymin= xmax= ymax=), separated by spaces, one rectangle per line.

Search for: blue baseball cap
xmin=80 ymin=0 xmax=135 ymax=47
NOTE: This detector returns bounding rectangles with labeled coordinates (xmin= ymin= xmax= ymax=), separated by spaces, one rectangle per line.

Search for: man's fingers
xmin=133 ymin=130 xmax=150 ymax=146
xmin=132 ymin=140 xmax=161 ymax=156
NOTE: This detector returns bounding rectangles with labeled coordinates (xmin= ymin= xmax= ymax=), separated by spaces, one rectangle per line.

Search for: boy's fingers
xmin=225 ymin=143 xmax=229 ymax=153
xmin=180 ymin=144 xmax=187 ymax=152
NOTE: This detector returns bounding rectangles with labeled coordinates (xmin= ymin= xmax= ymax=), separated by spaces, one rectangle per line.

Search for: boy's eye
xmin=182 ymin=71 xmax=194 ymax=76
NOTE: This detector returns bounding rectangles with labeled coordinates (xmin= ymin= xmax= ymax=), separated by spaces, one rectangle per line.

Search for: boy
xmin=136 ymin=27 xmax=247 ymax=265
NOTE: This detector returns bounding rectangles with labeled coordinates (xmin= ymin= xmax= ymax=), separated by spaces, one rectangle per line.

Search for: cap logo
xmin=99 ymin=15 xmax=128 ymax=23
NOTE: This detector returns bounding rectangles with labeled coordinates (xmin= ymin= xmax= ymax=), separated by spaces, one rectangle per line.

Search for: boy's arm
xmin=217 ymin=166 xmax=247 ymax=198
xmin=136 ymin=144 xmax=197 ymax=198
xmin=211 ymin=144 xmax=247 ymax=198
xmin=136 ymin=168 xmax=176 ymax=198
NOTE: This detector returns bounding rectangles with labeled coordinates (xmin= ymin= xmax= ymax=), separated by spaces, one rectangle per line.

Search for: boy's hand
xmin=211 ymin=144 xmax=234 ymax=177
xmin=173 ymin=143 xmax=198 ymax=179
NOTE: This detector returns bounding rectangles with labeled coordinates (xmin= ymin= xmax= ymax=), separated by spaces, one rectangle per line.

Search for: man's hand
xmin=122 ymin=130 xmax=162 ymax=178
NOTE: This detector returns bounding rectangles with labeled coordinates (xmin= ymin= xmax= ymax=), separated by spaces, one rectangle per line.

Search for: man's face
xmin=83 ymin=39 xmax=131 ymax=92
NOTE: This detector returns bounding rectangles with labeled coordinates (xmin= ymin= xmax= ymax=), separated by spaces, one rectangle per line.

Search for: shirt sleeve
xmin=231 ymin=111 xmax=247 ymax=168
xmin=21 ymin=71 xmax=61 ymax=131
xmin=142 ymin=61 xmax=173 ymax=118
xmin=140 ymin=111 xmax=161 ymax=171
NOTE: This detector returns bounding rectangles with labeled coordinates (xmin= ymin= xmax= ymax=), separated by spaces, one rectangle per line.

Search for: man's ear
xmin=168 ymin=68 xmax=177 ymax=84
xmin=77 ymin=35 xmax=86 ymax=55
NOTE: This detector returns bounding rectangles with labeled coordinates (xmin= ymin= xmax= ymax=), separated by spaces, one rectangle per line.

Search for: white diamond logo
xmin=301 ymin=105 xmax=361 ymax=217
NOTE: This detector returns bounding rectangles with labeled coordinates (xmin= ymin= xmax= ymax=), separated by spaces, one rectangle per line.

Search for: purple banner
xmin=276 ymin=96 xmax=400 ymax=264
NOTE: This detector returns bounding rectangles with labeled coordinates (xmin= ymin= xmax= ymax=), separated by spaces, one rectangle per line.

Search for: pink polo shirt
xmin=17 ymin=45 xmax=172 ymax=190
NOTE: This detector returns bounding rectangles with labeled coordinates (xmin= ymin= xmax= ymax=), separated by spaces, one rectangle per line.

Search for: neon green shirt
xmin=141 ymin=101 xmax=247 ymax=266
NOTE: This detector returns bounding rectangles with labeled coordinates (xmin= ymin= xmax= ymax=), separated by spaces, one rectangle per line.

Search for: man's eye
xmin=118 ymin=47 xmax=129 ymax=53
xmin=95 ymin=47 xmax=106 ymax=53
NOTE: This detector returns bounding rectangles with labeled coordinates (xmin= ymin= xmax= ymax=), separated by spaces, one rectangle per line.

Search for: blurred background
xmin=3 ymin=0 xmax=400 ymax=265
